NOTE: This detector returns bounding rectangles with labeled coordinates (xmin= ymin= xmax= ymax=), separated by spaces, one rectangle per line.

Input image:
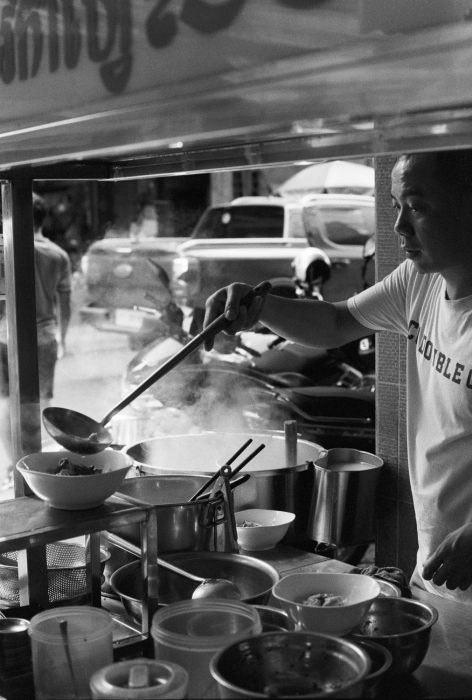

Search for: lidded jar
xmin=90 ymin=659 xmax=188 ymax=699
xmin=151 ymin=599 xmax=262 ymax=699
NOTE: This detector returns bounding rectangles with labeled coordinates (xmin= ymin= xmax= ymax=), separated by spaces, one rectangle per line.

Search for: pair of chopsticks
xmin=188 ymin=438 xmax=265 ymax=502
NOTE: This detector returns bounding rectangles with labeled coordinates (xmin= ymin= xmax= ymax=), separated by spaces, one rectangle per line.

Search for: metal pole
xmin=2 ymin=180 xmax=41 ymax=495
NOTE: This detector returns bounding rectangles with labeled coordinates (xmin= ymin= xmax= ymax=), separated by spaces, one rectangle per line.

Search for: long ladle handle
xmin=99 ymin=281 xmax=272 ymax=427
xmin=106 ymin=532 xmax=205 ymax=583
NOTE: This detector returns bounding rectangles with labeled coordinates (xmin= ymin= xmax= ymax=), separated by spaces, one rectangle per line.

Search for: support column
xmin=2 ymin=180 xmax=41 ymax=496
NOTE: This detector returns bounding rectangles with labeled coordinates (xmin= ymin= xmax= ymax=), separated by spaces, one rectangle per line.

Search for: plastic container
xmin=151 ymin=599 xmax=262 ymax=699
xmin=29 ymin=606 xmax=113 ymax=700
xmin=90 ymin=659 xmax=188 ymax=699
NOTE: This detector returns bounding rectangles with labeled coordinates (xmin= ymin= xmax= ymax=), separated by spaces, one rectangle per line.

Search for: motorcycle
xmin=206 ymin=244 xmax=376 ymax=444
xmin=117 ymin=242 xmax=376 ymax=453
xmin=204 ymin=244 xmax=375 ymax=388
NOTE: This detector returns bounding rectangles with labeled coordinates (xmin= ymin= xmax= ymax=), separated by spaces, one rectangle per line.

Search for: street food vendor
xmin=203 ymin=150 xmax=472 ymax=604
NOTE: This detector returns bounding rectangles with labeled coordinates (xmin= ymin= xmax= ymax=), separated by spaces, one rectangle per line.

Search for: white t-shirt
xmin=348 ymin=259 xmax=472 ymax=603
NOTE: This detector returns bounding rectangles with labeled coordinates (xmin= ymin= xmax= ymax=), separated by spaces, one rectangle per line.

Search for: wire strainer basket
xmin=0 ymin=541 xmax=110 ymax=605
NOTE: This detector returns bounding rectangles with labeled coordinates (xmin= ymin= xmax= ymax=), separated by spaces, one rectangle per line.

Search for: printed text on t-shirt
xmin=408 ymin=319 xmax=472 ymax=388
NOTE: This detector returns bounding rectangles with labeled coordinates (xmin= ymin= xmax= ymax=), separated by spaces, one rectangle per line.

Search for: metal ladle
xmin=106 ymin=532 xmax=241 ymax=600
xmin=162 ymin=558 xmax=241 ymax=601
xmin=42 ymin=281 xmax=271 ymax=454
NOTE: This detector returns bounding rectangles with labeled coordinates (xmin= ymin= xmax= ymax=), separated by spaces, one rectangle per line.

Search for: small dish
xmin=235 ymin=509 xmax=295 ymax=551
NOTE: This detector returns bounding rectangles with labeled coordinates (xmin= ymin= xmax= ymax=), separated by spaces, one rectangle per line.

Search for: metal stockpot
xmin=123 ymin=432 xmax=324 ymax=539
xmin=110 ymin=474 xmax=224 ymax=553
xmin=307 ymin=448 xmax=384 ymax=547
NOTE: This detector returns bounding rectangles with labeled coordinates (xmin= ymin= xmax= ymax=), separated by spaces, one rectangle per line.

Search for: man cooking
xmin=202 ymin=150 xmax=472 ymax=604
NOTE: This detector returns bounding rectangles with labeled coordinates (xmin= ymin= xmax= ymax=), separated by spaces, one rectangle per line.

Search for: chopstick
xmin=230 ymin=442 xmax=265 ymax=478
xmin=188 ymin=438 xmax=254 ymax=502
xmin=226 ymin=438 xmax=254 ymax=466
xmin=196 ymin=472 xmax=251 ymax=501
xmin=200 ymin=442 xmax=266 ymax=500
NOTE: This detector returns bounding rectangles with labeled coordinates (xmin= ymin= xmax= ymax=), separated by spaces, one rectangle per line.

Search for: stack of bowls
xmin=349 ymin=638 xmax=393 ymax=698
xmin=0 ymin=616 xmax=34 ymax=699
xmin=349 ymin=596 xmax=438 ymax=675
xmin=210 ymin=631 xmax=371 ymax=699
xmin=0 ymin=617 xmax=31 ymax=675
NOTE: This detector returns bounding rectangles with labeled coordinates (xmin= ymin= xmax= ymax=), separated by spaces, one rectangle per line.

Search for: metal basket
xmin=0 ymin=541 xmax=110 ymax=605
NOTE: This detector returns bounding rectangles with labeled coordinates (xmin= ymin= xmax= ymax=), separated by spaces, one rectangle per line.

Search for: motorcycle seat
xmin=266 ymin=371 xmax=314 ymax=388
xmin=281 ymin=385 xmax=375 ymax=420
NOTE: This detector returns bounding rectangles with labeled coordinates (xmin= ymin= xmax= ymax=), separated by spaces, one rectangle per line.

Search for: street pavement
xmin=54 ymin=273 xmax=135 ymax=419
xmin=54 ymin=321 xmax=134 ymax=420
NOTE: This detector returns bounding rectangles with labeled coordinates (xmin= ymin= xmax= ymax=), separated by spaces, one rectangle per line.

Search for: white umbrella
xmin=277 ymin=160 xmax=375 ymax=198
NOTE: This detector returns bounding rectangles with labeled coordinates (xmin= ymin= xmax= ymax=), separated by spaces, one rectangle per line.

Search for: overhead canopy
xmin=0 ymin=0 xmax=472 ymax=179
xmin=277 ymin=161 xmax=375 ymax=198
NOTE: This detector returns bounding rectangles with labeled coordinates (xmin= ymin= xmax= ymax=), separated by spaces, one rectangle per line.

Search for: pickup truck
xmin=171 ymin=194 xmax=375 ymax=313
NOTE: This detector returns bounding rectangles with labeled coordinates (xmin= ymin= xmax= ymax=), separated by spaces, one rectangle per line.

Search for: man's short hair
xmin=32 ymin=192 xmax=47 ymax=230
xmin=398 ymin=150 xmax=472 ymax=198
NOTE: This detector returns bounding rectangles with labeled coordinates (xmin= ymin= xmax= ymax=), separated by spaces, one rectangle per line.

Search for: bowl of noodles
xmin=16 ymin=449 xmax=132 ymax=510
xmin=271 ymin=572 xmax=381 ymax=637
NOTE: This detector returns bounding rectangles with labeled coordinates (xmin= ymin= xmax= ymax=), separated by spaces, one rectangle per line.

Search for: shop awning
xmin=0 ymin=0 xmax=472 ymax=178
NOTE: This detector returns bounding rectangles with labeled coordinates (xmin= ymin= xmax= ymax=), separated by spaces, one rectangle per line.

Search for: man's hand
xmin=423 ymin=523 xmax=472 ymax=590
xmin=203 ymin=282 xmax=268 ymax=351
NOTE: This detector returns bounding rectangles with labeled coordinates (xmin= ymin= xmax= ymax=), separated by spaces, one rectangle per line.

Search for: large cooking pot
xmin=123 ymin=431 xmax=324 ymax=539
xmin=110 ymin=473 xmax=224 ymax=553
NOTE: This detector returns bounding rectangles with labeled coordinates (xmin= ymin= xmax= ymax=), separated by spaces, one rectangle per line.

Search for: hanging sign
xmin=0 ymin=0 xmax=466 ymax=124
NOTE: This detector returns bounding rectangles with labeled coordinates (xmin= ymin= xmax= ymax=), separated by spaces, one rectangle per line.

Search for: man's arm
xmin=203 ymin=282 xmax=372 ymax=351
xmin=261 ymin=295 xmax=371 ymax=348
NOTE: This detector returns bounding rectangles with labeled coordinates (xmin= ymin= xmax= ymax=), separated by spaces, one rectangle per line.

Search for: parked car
xmin=79 ymin=193 xmax=375 ymax=339
xmin=79 ymin=236 xmax=185 ymax=335
xmin=171 ymin=194 xmax=375 ymax=311
xmin=171 ymin=196 xmax=313 ymax=309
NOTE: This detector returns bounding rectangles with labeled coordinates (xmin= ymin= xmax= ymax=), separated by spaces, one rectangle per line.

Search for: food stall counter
xmin=251 ymin=545 xmax=472 ymax=699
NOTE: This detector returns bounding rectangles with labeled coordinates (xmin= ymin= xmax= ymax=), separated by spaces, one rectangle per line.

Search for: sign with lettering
xmin=0 ymin=0 xmax=325 ymax=120
xmin=1 ymin=0 xmax=464 ymax=121
xmin=0 ymin=0 xmax=468 ymax=170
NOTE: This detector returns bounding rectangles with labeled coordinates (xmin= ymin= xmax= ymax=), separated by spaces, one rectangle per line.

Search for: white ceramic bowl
xmin=235 ymin=509 xmax=295 ymax=551
xmin=16 ymin=449 xmax=132 ymax=510
xmin=271 ymin=572 xmax=381 ymax=637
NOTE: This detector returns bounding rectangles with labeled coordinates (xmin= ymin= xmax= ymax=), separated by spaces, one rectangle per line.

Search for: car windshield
xmin=305 ymin=205 xmax=375 ymax=246
xmin=191 ymin=205 xmax=285 ymax=239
